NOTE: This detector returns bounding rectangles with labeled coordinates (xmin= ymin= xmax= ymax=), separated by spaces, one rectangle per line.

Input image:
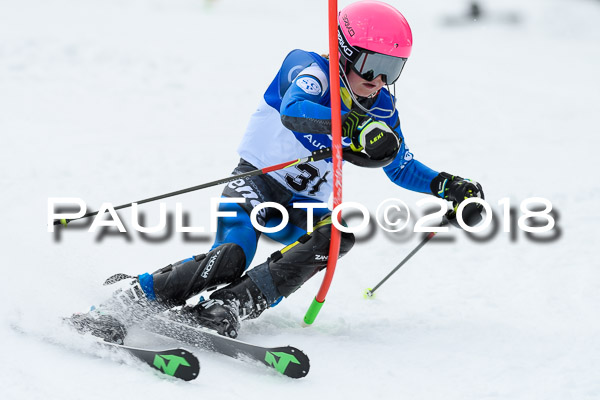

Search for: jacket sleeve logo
xmin=296 ymin=76 xmax=322 ymax=95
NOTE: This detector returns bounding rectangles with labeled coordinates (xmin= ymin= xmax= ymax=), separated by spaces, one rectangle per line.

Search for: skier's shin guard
xmin=266 ymin=222 xmax=355 ymax=298
xmin=241 ymin=220 xmax=355 ymax=307
xmin=151 ymin=243 xmax=246 ymax=305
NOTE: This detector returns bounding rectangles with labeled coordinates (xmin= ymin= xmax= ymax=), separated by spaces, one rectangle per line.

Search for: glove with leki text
xmin=342 ymin=111 xmax=400 ymax=160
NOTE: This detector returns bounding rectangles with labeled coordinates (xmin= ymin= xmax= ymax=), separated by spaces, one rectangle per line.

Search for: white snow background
xmin=1 ymin=0 xmax=599 ymax=399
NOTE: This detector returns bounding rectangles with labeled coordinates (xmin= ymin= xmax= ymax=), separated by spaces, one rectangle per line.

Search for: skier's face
xmin=347 ymin=69 xmax=386 ymax=98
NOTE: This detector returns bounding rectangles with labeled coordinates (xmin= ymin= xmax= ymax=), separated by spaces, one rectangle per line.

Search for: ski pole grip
xmin=310 ymin=147 xmax=333 ymax=162
xmin=53 ymin=218 xmax=69 ymax=227
xmin=303 ymin=297 xmax=325 ymax=325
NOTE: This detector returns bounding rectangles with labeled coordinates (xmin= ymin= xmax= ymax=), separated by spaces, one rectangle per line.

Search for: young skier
xmin=70 ymin=0 xmax=484 ymax=343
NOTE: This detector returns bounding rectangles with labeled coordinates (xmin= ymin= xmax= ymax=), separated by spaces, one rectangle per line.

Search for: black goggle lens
xmin=351 ymin=51 xmax=407 ymax=85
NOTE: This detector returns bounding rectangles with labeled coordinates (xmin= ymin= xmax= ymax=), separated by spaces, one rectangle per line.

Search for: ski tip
xmin=265 ymin=346 xmax=310 ymax=379
xmin=364 ymin=288 xmax=376 ymax=299
xmin=152 ymin=347 xmax=201 ymax=381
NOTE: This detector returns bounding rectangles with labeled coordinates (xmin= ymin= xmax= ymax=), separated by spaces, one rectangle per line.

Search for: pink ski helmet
xmin=338 ymin=1 xmax=412 ymax=84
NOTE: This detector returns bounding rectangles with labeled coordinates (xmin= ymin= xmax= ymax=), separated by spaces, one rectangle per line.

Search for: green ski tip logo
xmin=264 ymin=351 xmax=300 ymax=374
xmin=153 ymin=354 xmax=190 ymax=376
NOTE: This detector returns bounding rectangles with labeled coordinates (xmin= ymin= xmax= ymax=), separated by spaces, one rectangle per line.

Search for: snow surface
xmin=1 ymin=0 xmax=599 ymax=399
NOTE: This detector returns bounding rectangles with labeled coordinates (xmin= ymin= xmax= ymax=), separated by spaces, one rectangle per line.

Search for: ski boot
xmin=66 ymin=276 xmax=165 ymax=344
xmin=180 ymin=275 xmax=269 ymax=338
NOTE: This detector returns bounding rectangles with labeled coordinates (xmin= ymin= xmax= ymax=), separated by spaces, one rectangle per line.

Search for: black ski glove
xmin=430 ymin=172 xmax=485 ymax=224
xmin=342 ymin=111 xmax=400 ymax=160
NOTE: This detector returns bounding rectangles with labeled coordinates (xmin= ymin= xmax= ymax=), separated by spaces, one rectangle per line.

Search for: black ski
xmin=101 ymin=341 xmax=200 ymax=381
xmin=140 ymin=316 xmax=310 ymax=379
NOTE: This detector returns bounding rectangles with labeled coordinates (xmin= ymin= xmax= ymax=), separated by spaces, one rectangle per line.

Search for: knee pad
xmin=151 ymin=243 xmax=246 ymax=304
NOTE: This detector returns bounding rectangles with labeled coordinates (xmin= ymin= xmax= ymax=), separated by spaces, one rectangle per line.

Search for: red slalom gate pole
xmin=304 ymin=0 xmax=342 ymax=325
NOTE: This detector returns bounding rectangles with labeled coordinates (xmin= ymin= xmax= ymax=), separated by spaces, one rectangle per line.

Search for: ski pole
xmin=364 ymin=216 xmax=450 ymax=298
xmin=53 ymin=147 xmax=334 ymax=227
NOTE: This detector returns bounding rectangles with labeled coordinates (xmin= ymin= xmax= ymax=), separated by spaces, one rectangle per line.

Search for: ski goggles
xmin=350 ymin=50 xmax=407 ymax=85
xmin=338 ymin=26 xmax=407 ymax=84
